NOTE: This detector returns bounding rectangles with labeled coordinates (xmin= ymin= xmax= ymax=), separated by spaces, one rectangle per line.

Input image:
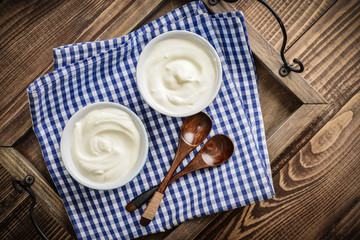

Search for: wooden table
xmin=1 ymin=0 xmax=359 ymax=239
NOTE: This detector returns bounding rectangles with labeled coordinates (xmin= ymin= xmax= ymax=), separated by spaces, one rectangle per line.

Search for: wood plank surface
xmin=14 ymin=128 xmax=55 ymax=190
xmin=204 ymin=0 xmax=327 ymax=105
xmin=0 ymin=163 xmax=75 ymax=239
xmin=0 ymin=0 xmax=114 ymax=146
xmin=234 ymin=0 xmax=338 ymax=51
xmin=0 ymin=91 xmax=31 ymax=146
xmin=266 ymin=103 xmax=328 ymax=161
xmin=255 ymin=59 xmax=302 ymax=136
xmin=271 ymin=0 xmax=360 ymax=173
xmin=1 ymin=0 xmax=359 ymax=239
xmin=97 ymin=0 xmax=165 ymax=40
xmin=287 ymin=0 xmax=360 ymax=102
xmin=194 ymin=91 xmax=360 ymax=240
xmin=0 ymin=148 xmax=75 ymax=237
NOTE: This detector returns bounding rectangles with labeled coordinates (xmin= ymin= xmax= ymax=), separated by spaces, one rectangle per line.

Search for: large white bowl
xmin=136 ymin=30 xmax=222 ymax=117
xmin=60 ymin=102 xmax=148 ymax=190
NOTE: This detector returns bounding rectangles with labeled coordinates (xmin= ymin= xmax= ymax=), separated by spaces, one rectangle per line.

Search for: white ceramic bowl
xmin=136 ymin=30 xmax=222 ymax=117
xmin=60 ymin=102 xmax=148 ymax=190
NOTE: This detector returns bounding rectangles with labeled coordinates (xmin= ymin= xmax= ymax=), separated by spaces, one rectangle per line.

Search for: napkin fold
xmin=28 ymin=2 xmax=274 ymax=239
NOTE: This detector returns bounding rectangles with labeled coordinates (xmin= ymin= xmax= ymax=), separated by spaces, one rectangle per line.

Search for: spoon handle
xmin=157 ymin=140 xmax=193 ymax=193
xmin=126 ymin=185 xmax=159 ymax=212
xmin=140 ymin=140 xmax=194 ymax=226
xmin=126 ymin=154 xmax=205 ymax=212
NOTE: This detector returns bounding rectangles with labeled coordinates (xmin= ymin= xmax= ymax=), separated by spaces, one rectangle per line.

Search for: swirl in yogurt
xmin=143 ymin=37 xmax=218 ymax=114
xmin=71 ymin=108 xmax=140 ymax=183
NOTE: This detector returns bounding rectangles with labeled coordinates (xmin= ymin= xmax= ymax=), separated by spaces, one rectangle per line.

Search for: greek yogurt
xmin=138 ymin=31 xmax=221 ymax=116
xmin=71 ymin=108 xmax=141 ymax=183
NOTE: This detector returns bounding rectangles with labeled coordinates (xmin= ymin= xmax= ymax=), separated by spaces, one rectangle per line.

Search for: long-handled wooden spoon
xmin=126 ymin=134 xmax=234 ymax=212
xmin=140 ymin=134 xmax=234 ymax=226
xmin=139 ymin=112 xmax=213 ymax=226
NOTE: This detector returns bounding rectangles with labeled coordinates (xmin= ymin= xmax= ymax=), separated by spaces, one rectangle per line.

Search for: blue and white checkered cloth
xmin=28 ymin=2 xmax=274 ymax=239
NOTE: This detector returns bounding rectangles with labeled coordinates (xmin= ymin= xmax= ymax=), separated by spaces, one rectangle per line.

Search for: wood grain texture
xmin=0 ymin=164 xmax=75 ymax=239
xmin=14 ymin=128 xmax=56 ymax=190
xmin=0 ymin=147 xmax=74 ymax=237
xmin=322 ymin=200 xmax=360 ymax=239
xmin=1 ymin=0 xmax=358 ymax=239
xmin=0 ymin=0 xmax=114 ymax=145
xmin=98 ymin=0 xmax=165 ymax=40
xmin=193 ymin=91 xmax=360 ymax=240
xmin=0 ymin=166 xmax=27 ymax=223
xmin=140 ymin=0 xmax=190 ymax=26
xmin=266 ymin=103 xmax=328 ymax=160
xmin=234 ymin=0 xmax=337 ymax=51
xmin=75 ymin=0 xmax=134 ymax=43
xmin=165 ymin=213 xmax=222 ymax=240
xmin=269 ymin=0 xmax=360 ymax=174
xmin=0 ymin=91 xmax=31 ymax=146
xmin=204 ymin=0 xmax=327 ymax=105
xmin=287 ymin=0 xmax=360 ymax=103
xmin=255 ymin=59 xmax=302 ymax=136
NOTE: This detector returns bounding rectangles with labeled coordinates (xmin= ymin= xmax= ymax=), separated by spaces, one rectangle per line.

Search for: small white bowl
xmin=136 ymin=30 xmax=222 ymax=117
xmin=60 ymin=102 xmax=148 ymax=190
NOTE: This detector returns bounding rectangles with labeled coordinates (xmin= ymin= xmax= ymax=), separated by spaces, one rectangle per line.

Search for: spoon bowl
xmin=180 ymin=112 xmax=213 ymax=146
xmin=168 ymin=134 xmax=234 ymax=183
xmin=198 ymin=134 xmax=234 ymax=166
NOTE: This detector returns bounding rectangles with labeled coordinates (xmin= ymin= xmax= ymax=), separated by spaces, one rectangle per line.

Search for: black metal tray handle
xmin=209 ymin=0 xmax=304 ymax=77
xmin=13 ymin=175 xmax=49 ymax=240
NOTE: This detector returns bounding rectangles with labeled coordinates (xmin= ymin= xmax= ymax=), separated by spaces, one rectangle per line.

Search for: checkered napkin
xmin=28 ymin=2 xmax=274 ymax=239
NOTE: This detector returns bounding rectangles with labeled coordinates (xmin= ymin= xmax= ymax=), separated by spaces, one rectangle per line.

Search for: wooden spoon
xmin=126 ymin=134 xmax=234 ymax=212
xmin=139 ymin=112 xmax=213 ymax=226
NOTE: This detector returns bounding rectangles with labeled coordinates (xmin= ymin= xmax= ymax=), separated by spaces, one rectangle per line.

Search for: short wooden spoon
xmin=126 ymin=134 xmax=234 ymax=212
xmin=140 ymin=112 xmax=213 ymax=226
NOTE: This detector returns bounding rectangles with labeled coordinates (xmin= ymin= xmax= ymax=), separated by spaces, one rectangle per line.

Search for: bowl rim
xmin=60 ymin=101 xmax=149 ymax=190
xmin=136 ymin=30 xmax=223 ymax=117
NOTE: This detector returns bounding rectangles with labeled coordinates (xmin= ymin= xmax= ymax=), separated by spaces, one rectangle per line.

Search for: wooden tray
xmin=0 ymin=0 xmax=328 ymax=239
